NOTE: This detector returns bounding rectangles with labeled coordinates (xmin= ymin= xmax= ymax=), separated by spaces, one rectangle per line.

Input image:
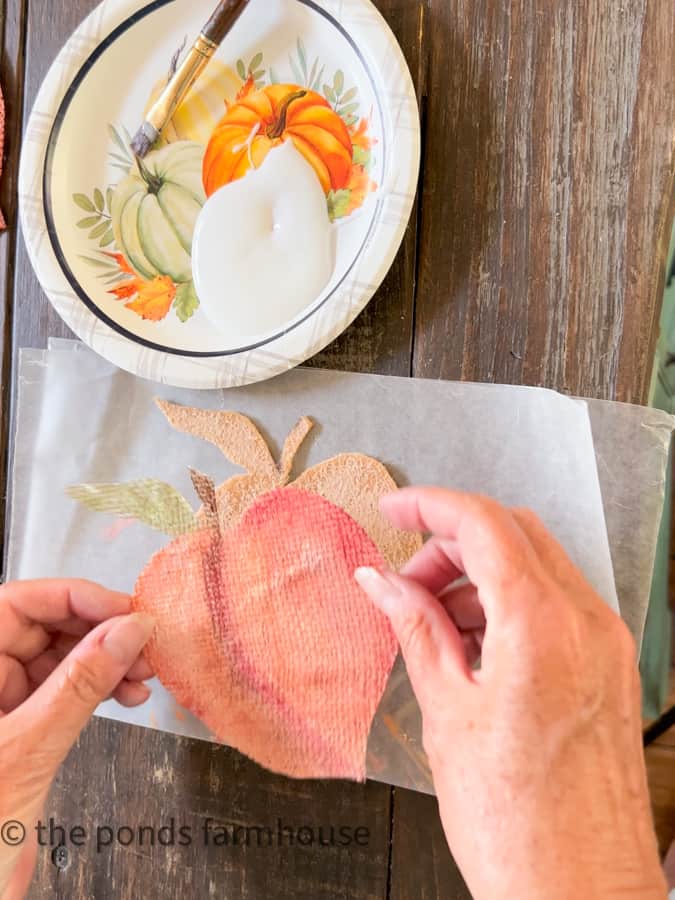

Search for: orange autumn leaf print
xmin=105 ymin=252 xmax=178 ymax=322
xmin=103 ymin=251 xmax=135 ymax=276
xmin=235 ymin=74 xmax=256 ymax=102
xmin=344 ymin=119 xmax=378 ymax=216
xmin=109 ymin=279 xmax=141 ymax=301
xmin=351 ymin=117 xmax=375 ymax=153
xmin=125 ymin=276 xmax=176 ymax=321
xmin=345 ymin=164 xmax=376 ymax=216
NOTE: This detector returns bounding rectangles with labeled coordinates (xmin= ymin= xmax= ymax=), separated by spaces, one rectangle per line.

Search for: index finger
xmin=380 ymin=488 xmax=543 ymax=616
xmin=0 ymin=581 xmax=131 ymax=655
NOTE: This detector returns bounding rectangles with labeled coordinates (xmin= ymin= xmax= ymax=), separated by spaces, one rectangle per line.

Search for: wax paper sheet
xmin=6 ymin=340 xmax=673 ymax=793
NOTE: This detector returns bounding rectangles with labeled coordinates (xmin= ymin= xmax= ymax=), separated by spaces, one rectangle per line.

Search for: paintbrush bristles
xmin=129 ymin=1 xmax=250 ymax=160
xmin=131 ymin=123 xmax=159 ymax=160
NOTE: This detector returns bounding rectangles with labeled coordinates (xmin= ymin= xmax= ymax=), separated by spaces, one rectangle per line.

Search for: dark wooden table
xmin=1 ymin=0 xmax=673 ymax=897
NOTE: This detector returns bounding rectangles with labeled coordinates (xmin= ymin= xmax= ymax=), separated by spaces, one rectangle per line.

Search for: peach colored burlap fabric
xmin=134 ymin=487 xmax=398 ymax=780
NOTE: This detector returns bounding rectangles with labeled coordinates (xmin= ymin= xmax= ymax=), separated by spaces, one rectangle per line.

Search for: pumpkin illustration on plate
xmin=67 ymin=404 xmax=422 ymax=781
xmin=144 ymin=60 xmax=241 ymax=146
xmin=78 ymin=40 xmax=380 ymax=326
xmin=202 ymin=83 xmax=353 ymax=197
xmin=111 ymin=141 xmax=205 ymax=285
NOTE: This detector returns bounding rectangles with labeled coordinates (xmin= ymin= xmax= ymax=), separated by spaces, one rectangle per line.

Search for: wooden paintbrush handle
xmin=133 ymin=0 xmax=251 ymax=153
xmin=202 ymin=0 xmax=250 ymax=46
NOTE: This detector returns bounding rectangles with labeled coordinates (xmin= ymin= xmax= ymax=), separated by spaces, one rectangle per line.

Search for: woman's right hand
xmin=357 ymin=487 xmax=666 ymax=900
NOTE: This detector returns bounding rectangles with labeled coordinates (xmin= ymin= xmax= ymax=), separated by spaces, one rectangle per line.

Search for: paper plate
xmin=19 ymin=0 xmax=420 ymax=389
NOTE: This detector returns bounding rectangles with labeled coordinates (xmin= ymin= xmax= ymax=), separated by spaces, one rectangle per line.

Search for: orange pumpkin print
xmin=203 ymin=83 xmax=353 ymax=197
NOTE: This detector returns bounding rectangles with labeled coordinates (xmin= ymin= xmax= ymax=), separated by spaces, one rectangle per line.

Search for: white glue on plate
xmin=192 ymin=141 xmax=334 ymax=341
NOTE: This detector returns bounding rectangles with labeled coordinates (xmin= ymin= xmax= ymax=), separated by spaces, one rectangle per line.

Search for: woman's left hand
xmin=0 ymin=580 xmax=155 ymax=899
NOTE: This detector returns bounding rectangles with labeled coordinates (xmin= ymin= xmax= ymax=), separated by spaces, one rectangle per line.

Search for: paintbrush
xmin=131 ymin=0 xmax=250 ymax=158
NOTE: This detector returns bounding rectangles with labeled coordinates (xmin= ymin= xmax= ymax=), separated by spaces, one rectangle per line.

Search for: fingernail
xmin=103 ymin=614 xmax=155 ymax=666
xmin=131 ymin=682 xmax=152 ymax=702
xmin=108 ymin=591 xmax=133 ymax=614
xmin=355 ymin=567 xmax=403 ymax=614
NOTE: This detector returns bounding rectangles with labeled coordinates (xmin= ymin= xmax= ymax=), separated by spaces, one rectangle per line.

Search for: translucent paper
xmin=7 ymin=340 xmax=673 ymax=792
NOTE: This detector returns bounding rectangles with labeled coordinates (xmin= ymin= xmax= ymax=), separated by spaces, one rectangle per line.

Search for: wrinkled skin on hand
xmin=0 ymin=581 xmax=154 ymax=899
xmin=357 ymin=488 xmax=666 ymax=900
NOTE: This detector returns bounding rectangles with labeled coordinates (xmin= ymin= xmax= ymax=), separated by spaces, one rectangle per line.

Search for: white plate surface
xmin=20 ymin=0 xmax=420 ymax=388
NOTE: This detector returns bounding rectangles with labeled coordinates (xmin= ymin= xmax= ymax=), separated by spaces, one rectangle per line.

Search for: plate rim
xmin=42 ymin=0 xmax=388 ymax=358
xmin=20 ymin=0 xmax=421 ymax=388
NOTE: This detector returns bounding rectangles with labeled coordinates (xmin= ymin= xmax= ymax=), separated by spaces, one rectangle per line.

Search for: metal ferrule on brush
xmin=141 ymin=34 xmax=218 ymax=143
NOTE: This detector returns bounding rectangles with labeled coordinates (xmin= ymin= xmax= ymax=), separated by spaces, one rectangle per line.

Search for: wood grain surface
xmin=34 ymin=720 xmax=393 ymax=899
xmin=390 ymin=791 xmax=471 ymax=900
xmin=1 ymin=0 xmax=674 ymax=896
xmin=413 ymin=0 xmax=675 ymax=404
xmin=0 ymin=0 xmax=28 ymax=556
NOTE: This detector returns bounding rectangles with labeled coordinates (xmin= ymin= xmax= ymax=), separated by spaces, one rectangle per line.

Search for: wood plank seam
xmin=408 ymin=0 xmax=429 ymax=379
xmin=409 ymin=92 xmax=427 ymax=379
xmin=0 ymin=0 xmax=29 ymax=578
xmin=385 ymin=786 xmax=396 ymax=899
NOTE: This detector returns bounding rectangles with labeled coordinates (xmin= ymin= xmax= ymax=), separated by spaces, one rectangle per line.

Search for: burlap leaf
xmin=67 ymin=480 xmax=198 ymax=537
xmin=279 ymin=417 xmax=314 ymax=482
xmin=189 ymin=468 xmax=220 ymax=530
xmin=156 ymin=400 xmax=278 ymax=481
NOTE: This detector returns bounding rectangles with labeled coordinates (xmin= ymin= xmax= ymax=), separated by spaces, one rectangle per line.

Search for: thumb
xmin=9 ymin=613 xmax=155 ymax=769
xmin=355 ymin=567 xmax=471 ymax=708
